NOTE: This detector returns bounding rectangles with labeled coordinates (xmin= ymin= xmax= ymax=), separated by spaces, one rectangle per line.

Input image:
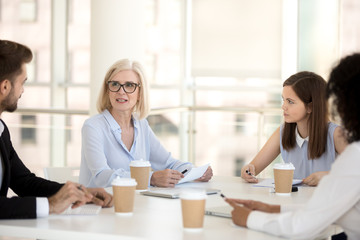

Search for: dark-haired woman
xmin=226 ymin=53 xmax=360 ymax=240
xmin=241 ymin=71 xmax=347 ymax=186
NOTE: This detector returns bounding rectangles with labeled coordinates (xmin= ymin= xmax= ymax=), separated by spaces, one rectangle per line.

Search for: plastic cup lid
xmin=179 ymin=189 xmax=207 ymax=200
xmin=129 ymin=159 xmax=151 ymax=167
xmin=273 ymin=162 xmax=295 ymax=170
xmin=112 ymin=177 xmax=137 ymax=186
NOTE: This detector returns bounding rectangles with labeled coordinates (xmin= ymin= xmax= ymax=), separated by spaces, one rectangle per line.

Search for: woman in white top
xmin=241 ymin=71 xmax=347 ymax=186
xmin=226 ymin=53 xmax=360 ymax=240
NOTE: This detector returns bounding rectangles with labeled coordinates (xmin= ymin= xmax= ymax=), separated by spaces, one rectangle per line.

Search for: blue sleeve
xmin=81 ymin=122 xmax=130 ymax=187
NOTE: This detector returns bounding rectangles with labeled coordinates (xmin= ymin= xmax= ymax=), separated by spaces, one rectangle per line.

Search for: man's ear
xmin=0 ymin=79 xmax=11 ymax=95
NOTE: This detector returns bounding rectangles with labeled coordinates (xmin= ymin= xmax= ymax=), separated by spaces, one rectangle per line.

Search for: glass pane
xmin=194 ymin=111 xmax=282 ymax=177
xmin=20 ymin=87 xmax=51 ymax=108
xmin=66 ymin=115 xmax=88 ymax=167
xmin=67 ymin=0 xmax=90 ymax=85
xmin=2 ymin=112 xmax=51 ymax=177
xmin=1 ymin=1 xmax=51 ymax=84
xmin=340 ymin=0 xmax=360 ymax=56
xmin=67 ymin=87 xmax=90 ymax=109
xmin=148 ymin=111 xmax=181 ymax=159
xmin=144 ymin=0 xmax=182 ymax=85
xmin=196 ymin=89 xmax=281 ymax=108
xmin=149 ymin=89 xmax=180 ymax=108
xmin=20 ymin=0 xmax=37 ymax=22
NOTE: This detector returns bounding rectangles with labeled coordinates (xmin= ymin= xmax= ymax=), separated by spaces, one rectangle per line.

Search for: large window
xmin=1 ymin=0 xmax=360 ymax=179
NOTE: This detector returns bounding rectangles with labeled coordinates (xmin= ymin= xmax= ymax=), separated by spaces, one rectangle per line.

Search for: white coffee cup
xmin=112 ymin=177 xmax=137 ymax=215
xmin=129 ymin=159 xmax=151 ymax=191
xmin=180 ymin=189 xmax=207 ymax=231
xmin=273 ymin=163 xmax=295 ymax=196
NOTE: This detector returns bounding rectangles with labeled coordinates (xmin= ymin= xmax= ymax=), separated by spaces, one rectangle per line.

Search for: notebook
xmin=205 ymin=205 xmax=232 ymax=218
xmin=60 ymin=204 xmax=102 ymax=215
xmin=140 ymin=187 xmax=220 ymax=199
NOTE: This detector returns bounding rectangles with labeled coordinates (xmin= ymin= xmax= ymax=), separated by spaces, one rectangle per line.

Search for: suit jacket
xmin=0 ymin=119 xmax=62 ymax=219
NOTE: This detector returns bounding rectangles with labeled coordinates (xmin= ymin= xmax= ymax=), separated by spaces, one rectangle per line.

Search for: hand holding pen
xmin=241 ymin=164 xmax=258 ymax=183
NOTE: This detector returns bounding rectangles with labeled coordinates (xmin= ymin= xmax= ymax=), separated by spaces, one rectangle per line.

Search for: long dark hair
xmin=327 ymin=53 xmax=360 ymax=143
xmin=282 ymin=71 xmax=328 ymax=159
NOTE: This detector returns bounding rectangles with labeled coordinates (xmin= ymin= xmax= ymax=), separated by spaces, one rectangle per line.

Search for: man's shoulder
xmin=0 ymin=119 xmax=10 ymax=138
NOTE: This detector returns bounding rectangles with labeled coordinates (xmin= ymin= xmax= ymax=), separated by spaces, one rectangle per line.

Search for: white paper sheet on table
xmin=252 ymin=178 xmax=303 ymax=188
xmin=177 ymin=163 xmax=210 ymax=184
xmin=60 ymin=204 xmax=101 ymax=215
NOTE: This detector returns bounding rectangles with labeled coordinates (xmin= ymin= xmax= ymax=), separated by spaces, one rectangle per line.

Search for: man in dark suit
xmin=0 ymin=39 xmax=113 ymax=219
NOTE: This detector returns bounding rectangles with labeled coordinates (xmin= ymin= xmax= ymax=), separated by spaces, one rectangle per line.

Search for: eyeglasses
xmin=107 ymin=81 xmax=140 ymax=93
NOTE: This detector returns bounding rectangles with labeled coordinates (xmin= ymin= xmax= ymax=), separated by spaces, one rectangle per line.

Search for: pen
xmin=220 ymin=193 xmax=226 ymax=199
xmin=181 ymin=169 xmax=188 ymax=174
xmin=245 ymin=169 xmax=257 ymax=179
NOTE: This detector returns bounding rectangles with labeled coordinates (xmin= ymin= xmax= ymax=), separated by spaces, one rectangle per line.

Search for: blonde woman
xmin=79 ymin=59 xmax=213 ymax=188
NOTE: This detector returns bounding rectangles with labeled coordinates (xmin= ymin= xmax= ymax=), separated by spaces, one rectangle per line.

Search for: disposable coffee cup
xmin=180 ymin=189 xmax=207 ymax=231
xmin=112 ymin=177 xmax=137 ymax=215
xmin=129 ymin=159 xmax=151 ymax=191
xmin=273 ymin=163 xmax=295 ymax=196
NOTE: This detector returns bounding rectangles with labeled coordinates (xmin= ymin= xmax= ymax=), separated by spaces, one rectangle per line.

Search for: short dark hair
xmin=0 ymin=40 xmax=33 ymax=84
xmin=327 ymin=53 xmax=360 ymax=143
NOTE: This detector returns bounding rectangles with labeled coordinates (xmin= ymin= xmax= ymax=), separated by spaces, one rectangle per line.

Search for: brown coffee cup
xmin=129 ymin=159 xmax=151 ymax=190
xmin=112 ymin=177 xmax=137 ymax=215
xmin=180 ymin=190 xmax=207 ymax=231
xmin=273 ymin=163 xmax=295 ymax=196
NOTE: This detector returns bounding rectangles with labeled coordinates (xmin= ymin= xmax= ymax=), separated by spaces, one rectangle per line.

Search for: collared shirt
xmin=247 ymin=141 xmax=360 ymax=240
xmin=295 ymin=126 xmax=309 ymax=148
xmin=0 ymin=121 xmax=48 ymax=218
xmin=79 ymin=109 xmax=192 ymax=188
xmin=280 ymin=122 xmax=338 ymax=179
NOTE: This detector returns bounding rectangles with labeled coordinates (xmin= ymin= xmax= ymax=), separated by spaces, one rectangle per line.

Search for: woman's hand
xmin=240 ymin=164 xmax=258 ymax=183
xmin=225 ymin=199 xmax=252 ymax=227
xmin=150 ymin=169 xmax=183 ymax=187
xmin=226 ymin=198 xmax=280 ymax=213
xmin=302 ymin=171 xmax=329 ymax=186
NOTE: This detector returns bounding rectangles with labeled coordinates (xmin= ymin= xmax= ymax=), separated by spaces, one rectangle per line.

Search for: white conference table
xmin=0 ymin=176 xmax=339 ymax=240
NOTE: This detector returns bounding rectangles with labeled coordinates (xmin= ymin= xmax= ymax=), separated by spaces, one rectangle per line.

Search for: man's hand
xmin=48 ymin=182 xmax=93 ymax=214
xmin=195 ymin=166 xmax=213 ymax=182
xmin=150 ymin=169 xmax=183 ymax=187
xmin=86 ymin=188 xmax=114 ymax=207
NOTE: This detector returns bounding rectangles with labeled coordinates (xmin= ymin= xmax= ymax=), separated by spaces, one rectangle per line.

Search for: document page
xmin=252 ymin=178 xmax=303 ymax=188
xmin=177 ymin=163 xmax=210 ymax=184
xmin=60 ymin=204 xmax=101 ymax=215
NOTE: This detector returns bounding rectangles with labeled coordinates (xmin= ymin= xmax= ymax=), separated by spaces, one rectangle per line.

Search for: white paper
xmin=177 ymin=163 xmax=210 ymax=184
xmin=252 ymin=178 xmax=303 ymax=188
xmin=60 ymin=204 xmax=101 ymax=215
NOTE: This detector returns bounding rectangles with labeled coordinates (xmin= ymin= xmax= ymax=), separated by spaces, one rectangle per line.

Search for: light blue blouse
xmin=79 ymin=109 xmax=192 ymax=187
xmin=280 ymin=122 xmax=338 ymax=179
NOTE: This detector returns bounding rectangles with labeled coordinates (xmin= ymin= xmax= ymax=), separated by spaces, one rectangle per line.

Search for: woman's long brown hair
xmin=282 ymin=71 xmax=328 ymax=159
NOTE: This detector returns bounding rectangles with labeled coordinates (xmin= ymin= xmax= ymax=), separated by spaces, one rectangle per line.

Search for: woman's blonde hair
xmin=97 ymin=59 xmax=150 ymax=119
